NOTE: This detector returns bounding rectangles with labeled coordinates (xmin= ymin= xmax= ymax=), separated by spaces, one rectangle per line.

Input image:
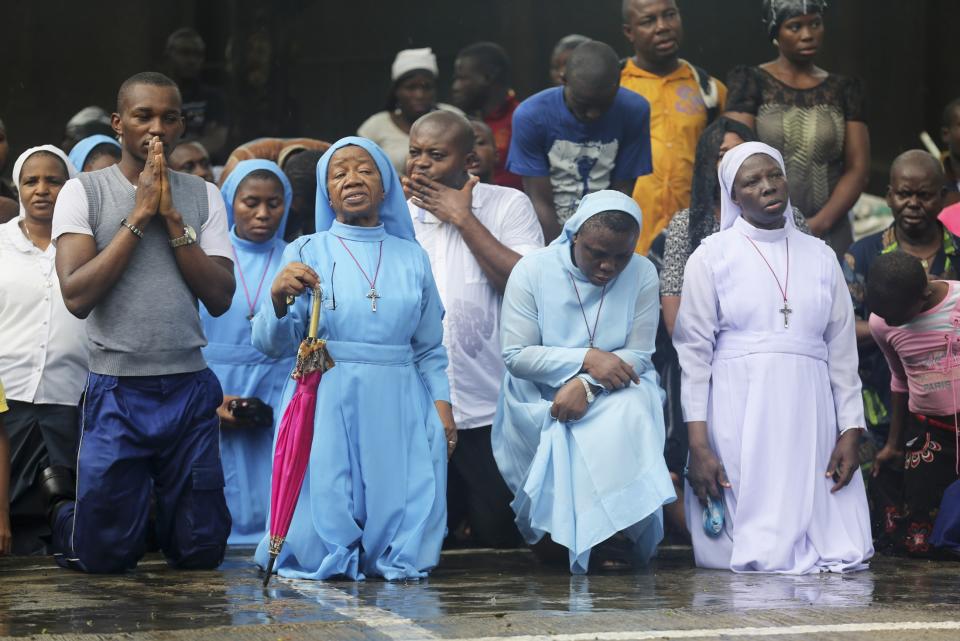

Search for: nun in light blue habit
xmin=492 ymin=189 xmax=676 ymax=574
xmin=67 ymin=134 xmax=121 ymax=172
xmin=200 ymin=159 xmax=295 ymax=545
xmin=252 ymin=137 xmax=451 ymax=581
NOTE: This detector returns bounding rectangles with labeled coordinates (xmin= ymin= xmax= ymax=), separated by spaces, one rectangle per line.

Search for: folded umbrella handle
xmin=308 ymin=286 xmax=322 ymax=339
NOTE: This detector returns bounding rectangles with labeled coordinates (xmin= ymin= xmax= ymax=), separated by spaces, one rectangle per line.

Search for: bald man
xmin=842 ymin=150 xmax=956 ymax=534
xmin=403 ymin=111 xmax=543 ymax=548
xmin=506 ymin=40 xmax=652 ymax=242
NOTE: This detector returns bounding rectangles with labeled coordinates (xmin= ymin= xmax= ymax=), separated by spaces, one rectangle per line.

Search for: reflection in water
xmin=690 ymin=571 xmax=876 ymax=610
xmin=3 ymin=548 xmax=957 ymax=637
xmin=568 ymin=574 xmax=593 ymax=612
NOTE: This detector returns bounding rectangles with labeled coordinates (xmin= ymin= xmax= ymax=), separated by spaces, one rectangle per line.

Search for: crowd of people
xmin=1 ymin=0 xmax=960 ymax=578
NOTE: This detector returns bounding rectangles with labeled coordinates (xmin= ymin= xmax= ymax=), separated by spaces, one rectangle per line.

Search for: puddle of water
xmin=0 ymin=546 xmax=955 ymax=636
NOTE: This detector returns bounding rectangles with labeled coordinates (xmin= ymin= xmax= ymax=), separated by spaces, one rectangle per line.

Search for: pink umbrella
xmin=263 ymin=287 xmax=334 ymax=587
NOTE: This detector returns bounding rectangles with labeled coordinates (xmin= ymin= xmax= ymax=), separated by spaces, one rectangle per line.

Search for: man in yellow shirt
xmin=621 ymin=0 xmax=727 ymax=254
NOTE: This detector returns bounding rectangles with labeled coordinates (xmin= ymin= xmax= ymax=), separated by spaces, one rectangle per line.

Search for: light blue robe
xmin=201 ymin=160 xmax=295 ymax=545
xmin=492 ymin=190 xmax=676 ymax=574
xmin=252 ymin=136 xmax=449 ymax=581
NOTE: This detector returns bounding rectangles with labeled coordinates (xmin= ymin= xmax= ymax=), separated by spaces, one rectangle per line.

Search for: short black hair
xmin=84 ymin=142 xmax=122 ymax=169
xmin=866 ymin=251 xmax=928 ymax=317
xmin=564 ymin=41 xmax=620 ymax=92
xmin=942 ymin=97 xmax=960 ymax=127
xmin=456 ymin=42 xmax=511 ymax=85
xmin=889 ymin=149 xmax=945 ymax=187
xmin=283 ymin=149 xmax=323 ymax=235
xmin=411 ymin=110 xmax=476 ymax=155
xmin=579 ymin=210 xmax=640 ymax=236
xmin=552 ymin=34 xmax=590 ymax=59
xmin=117 ymin=71 xmax=181 ymax=113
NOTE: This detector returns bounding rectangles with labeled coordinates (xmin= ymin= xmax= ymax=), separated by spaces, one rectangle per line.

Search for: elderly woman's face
xmin=326 ymin=146 xmax=384 ymax=224
xmin=732 ymin=153 xmax=788 ymax=226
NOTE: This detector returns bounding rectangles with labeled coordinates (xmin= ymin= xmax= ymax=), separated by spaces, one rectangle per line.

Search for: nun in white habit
xmin=673 ymin=141 xmax=873 ymax=574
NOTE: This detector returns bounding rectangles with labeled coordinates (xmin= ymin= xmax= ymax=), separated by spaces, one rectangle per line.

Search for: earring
xmin=772 ymin=38 xmax=779 ymax=47
xmin=328 ymin=200 xmax=333 ymax=207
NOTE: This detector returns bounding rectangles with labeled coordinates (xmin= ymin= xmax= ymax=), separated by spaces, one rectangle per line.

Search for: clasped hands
xmin=549 ymin=348 xmax=638 ymax=423
xmin=130 ymin=136 xmax=182 ymax=231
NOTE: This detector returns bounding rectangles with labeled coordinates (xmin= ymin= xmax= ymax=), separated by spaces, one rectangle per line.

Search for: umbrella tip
xmin=262 ymin=555 xmax=276 ymax=588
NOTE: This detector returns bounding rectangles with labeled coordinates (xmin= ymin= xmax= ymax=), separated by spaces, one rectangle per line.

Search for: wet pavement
xmin=1 ymin=546 xmax=959 ymax=640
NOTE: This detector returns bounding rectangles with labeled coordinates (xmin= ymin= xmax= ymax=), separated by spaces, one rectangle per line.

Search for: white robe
xmin=674 ymin=216 xmax=873 ymax=573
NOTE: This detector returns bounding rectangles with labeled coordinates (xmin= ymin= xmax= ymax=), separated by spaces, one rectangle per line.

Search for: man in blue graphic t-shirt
xmin=507 ymin=40 xmax=652 ymax=242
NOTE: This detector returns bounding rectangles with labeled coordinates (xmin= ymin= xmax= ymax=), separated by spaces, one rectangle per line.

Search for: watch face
xmin=185 ymin=225 xmax=197 ymax=241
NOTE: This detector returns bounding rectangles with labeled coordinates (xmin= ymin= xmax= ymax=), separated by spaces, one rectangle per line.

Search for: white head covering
xmin=12 ymin=145 xmax=77 ymax=219
xmin=550 ymin=189 xmax=642 ymax=247
xmin=717 ymin=141 xmax=793 ymax=231
xmin=391 ymin=47 xmax=438 ymax=81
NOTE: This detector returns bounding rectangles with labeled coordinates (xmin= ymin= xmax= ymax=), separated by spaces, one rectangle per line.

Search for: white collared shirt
xmin=410 ymin=183 xmax=544 ymax=429
xmin=0 ymin=217 xmax=88 ymax=405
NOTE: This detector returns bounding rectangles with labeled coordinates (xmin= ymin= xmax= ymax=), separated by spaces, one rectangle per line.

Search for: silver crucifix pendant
xmin=366 ymin=288 xmax=381 ymax=312
xmin=780 ymin=301 xmax=793 ymax=328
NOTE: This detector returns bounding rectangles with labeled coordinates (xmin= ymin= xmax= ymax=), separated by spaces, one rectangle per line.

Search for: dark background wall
xmin=2 ymin=0 xmax=958 ymax=192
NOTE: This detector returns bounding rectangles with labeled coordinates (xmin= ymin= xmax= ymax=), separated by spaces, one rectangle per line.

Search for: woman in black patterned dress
xmin=724 ymin=0 xmax=870 ymax=258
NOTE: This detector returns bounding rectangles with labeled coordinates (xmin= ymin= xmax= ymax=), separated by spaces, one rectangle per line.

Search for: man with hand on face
xmin=507 ymin=40 xmax=652 ymax=242
xmin=620 ymin=0 xmax=727 ymax=255
xmin=47 ymin=71 xmax=235 ymax=573
xmin=403 ymin=111 xmax=543 ymax=548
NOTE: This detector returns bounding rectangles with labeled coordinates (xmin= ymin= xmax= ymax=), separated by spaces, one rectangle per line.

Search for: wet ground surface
xmin=0 ymin=546 xmax=958 ymax=640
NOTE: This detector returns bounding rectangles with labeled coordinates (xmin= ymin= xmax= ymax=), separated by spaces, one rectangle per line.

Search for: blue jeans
xmin=52 ymin=369 xmax=231 ymax=573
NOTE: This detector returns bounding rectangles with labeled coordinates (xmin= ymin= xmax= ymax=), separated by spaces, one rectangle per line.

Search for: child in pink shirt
xmin=868 ymin=251 xmax=960 ymax=557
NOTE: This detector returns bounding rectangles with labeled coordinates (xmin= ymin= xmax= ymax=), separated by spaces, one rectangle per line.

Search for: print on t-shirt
xmin=547 ymin=139 xmax=619 ymax=222
xmin=506 ymin=87 xmax=653 ymax=225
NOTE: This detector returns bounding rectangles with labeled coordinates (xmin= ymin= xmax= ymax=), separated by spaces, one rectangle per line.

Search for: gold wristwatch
xmin=170 ymin=225 xmax=197 ymax=248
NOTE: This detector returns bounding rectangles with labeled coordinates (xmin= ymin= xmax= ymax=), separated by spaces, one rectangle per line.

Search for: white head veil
xmin=12 ymin=145 xmax=76 ymax=219
xmin=717 ymin=141 xmax=793 ymax=231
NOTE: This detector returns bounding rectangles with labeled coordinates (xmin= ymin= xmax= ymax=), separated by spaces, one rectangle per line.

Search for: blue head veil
xmin=220 ymin=159 xmax=293 ymax=242
xmin=314 ymin=136 xmax=415 ymax=241
xmin=67 ymin=134 xmax=121 ymax=172
xmin=549 ymin=190 xmax=643 ymax=247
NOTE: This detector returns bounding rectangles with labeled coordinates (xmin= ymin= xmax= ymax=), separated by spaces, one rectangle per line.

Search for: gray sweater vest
xmin=78 ymin=164 xmax=210 ymax=376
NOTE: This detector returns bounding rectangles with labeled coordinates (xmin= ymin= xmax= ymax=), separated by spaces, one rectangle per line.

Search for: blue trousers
xmin=52 ymin=369 xmax=231 ymax=573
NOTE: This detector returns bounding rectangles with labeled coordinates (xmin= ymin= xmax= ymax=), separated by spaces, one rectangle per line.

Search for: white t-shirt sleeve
xmin=199 ymin=182 xmax=232 ymax=259
xmin=498 ymin=190 xmax=545 ymax=255
xmin=51 ymin=179 xmax=93 ymax=240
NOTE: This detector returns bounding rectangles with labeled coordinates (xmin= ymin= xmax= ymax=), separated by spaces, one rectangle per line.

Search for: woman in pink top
xmin=868 ymin=251 xmax=960 ymax=557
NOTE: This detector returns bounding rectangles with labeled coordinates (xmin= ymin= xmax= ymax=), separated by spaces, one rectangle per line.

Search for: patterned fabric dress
xmin=726 ymin=66 xmax=866 ymax=257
